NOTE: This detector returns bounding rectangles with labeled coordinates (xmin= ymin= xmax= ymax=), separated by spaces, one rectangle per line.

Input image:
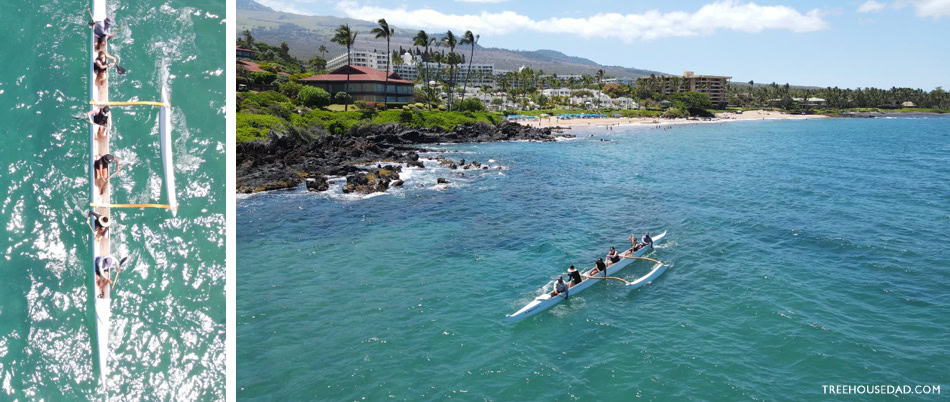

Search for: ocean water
xmin=0 ymin=0 xmax=225 ymax=400
xmin=237 ymin=117 xmax=950 ymax=400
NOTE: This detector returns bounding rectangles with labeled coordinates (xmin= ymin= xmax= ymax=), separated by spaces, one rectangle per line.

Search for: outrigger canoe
xmin=504 ymin=231 xmax=667 ymax=323
xmin=88 ymin=0 xmax=178 ymax=393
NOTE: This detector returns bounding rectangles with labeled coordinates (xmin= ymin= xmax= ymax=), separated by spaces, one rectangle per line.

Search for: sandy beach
xmin=516 ymin=109 xmax=829 ymax=129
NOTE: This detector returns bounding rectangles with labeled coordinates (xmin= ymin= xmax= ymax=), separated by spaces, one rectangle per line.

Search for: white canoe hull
xmin=90 ymin=0 xmax=110 ymax=392
xmin=626 ymin=262 xmax=668 ymax=290
xmin=159 ymin=88 xmax=177 ymax=216
xmin=505 ymin=231 xmax=667 ymax=323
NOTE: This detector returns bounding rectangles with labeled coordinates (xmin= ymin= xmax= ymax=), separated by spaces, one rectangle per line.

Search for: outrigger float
xmin=505 ymin=231 xmax=668 ymax=323
xmin=87 ymin=0 xmax=177 ymax=395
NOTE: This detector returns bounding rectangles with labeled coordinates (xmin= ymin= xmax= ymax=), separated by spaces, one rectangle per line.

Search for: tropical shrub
xmin=457 ymin=98 xmax=486 ymax=112
xmin=298 ymin=86 xmax=330 ymax=109
xmin=278 ymin=81 xmax=303 ymax=99
xmin=334 ymin=91 xmax=350 ymax=104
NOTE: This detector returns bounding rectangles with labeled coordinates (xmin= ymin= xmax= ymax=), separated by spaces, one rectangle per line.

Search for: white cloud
xmin=454 ymin=0 xmax=510 ymax=3
xmin=902 ymin=0 xmax=950 ymax=18
xmin=857 ymin=0 xmax=886 ymax=12
xmin=334 ymin=0 xmax=829 ymax=42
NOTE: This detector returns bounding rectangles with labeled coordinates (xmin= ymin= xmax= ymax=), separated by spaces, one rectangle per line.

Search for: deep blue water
xmin=237 ymin=117 xmax=950 ymax=400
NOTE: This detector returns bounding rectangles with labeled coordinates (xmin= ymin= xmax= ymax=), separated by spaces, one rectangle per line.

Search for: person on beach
xmin=551 ymin=276 xmax=569 ymax=298
xmin=94 ymin=254 xmax=119 ymax=298
xmin=606 ymin=247 xmax=621 ymax=266
xmin=93 ymin=51 xmax=116 ymax=87
xmin=94 ymin=153 xmax=120 ymax=196
xmin=88 ymin=105 xmax=111 ymax=140
xmin=567 ymin=265 xmax=582 ymax=287
xmin=87 ymin=210 xmax=112 ymax=242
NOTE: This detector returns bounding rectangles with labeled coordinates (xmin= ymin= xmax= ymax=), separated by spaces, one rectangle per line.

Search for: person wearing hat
xmin=94 ymin=153 xmax=120 ymax=196
xmin=87 ymin=11 xmax=118 ymax=51
xmin=87 ymin=209 xmax=113 ymax=241
xmin=87 ymin=105 xmax=111 ymax=140
xmin=567 ymin=265 xmax=583 ymax=287
xmin=605 ymin=247 xmax=621 ymax=266
xmin=94 ymin=255 xmax=119 ymax=298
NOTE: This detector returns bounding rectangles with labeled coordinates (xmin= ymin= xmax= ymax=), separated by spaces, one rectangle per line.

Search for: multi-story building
xmin=656 ymin=71 xmax=731 ymax=107
xmin=326 ymin=50 xmax=392 ymax=72
xmin=300 ymin=65 xmax=414 ymax=104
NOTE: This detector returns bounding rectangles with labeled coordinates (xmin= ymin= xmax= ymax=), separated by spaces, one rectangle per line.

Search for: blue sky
xmin=255 ymin=0 xmax=949 ymax=89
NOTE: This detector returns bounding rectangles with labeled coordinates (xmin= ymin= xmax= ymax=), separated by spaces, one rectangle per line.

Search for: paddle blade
xmin=119 ymin=256 xmax=129 ymax=266
xmin=116 ymin=65 xmax=127 ymax=75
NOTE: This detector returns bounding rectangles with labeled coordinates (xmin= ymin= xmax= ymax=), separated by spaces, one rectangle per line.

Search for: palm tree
xmin=371 ymin=19 xmax=395 ymax=108
xmin=318 ymin=45 xmax=328 ymax=62
xmin=241 ymin=30 xmax=254 ymax=48
xmin=331 ymin=24 xmax=358 ymax=111
xmin=412 ymin=30 xmax=433 ymax=110
xmin=459 ymin=30 xmax=479 ymax=106
xmin=441 ymin=31 xmax=458 ymax=110
xmin=596 ymin=69 xmax=605 ymax=89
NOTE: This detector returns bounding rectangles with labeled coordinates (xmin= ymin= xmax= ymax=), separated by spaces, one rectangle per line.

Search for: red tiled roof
xmin=236 ymin=47 xmax=256 ymax=52
xmin=237 ymin=60 xmax=289 ymax=75
xmin=299 ymin=65 xmax=413 ymax=85
xmin=237 ymin=60 xmax=267 ymax=73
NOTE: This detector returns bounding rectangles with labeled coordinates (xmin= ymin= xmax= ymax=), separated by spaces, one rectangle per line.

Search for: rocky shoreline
xmin=236 ymin=121 xmax=568 ymax=195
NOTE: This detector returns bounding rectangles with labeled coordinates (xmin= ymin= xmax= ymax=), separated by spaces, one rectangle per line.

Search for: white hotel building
xmin=329 ymin=50 xmax=496 ymax=88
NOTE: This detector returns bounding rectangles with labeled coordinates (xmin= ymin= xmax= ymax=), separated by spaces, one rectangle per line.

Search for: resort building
xmin=604 ymin=77 xmax=636 ymax=85
xmin=657 ymin=71 xmax=731 ymax=108
xmin=236 ymin=46 xmax=256 ymax=60
xmin=541 ymin=88 xmax=573 ymax=98
xmin=299 ymin=65 xmax=414 ymax=104
xmin=327 ymin=50 xmax=392 ymax=73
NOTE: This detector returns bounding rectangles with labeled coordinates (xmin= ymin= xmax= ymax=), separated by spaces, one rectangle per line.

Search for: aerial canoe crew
xmin=94 ymin=153 xmax=120 ymax=196
xmin=605 ymin=247 xmax=621 ymax=266
xmin=86 ymin=210 xmax=112 ymax=241
xmin=567 ymin=265 xmax=582 ymax=287
xmin=94 ymin=255 xmax=118 ymax=298
xmin=87 ymin=10 xmax=117 ymax=51
xmin=87 ymin=105 xmax=111 ymax=140
xmin=93 ymin=51 xmax=117 ymax=87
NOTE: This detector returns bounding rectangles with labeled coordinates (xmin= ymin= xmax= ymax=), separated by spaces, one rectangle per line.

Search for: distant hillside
xmin=236 ymin=0 xmax=665 ymax=78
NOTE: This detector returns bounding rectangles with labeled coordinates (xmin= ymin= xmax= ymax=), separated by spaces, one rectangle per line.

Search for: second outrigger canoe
xmin=504 ymin=231 xmax=667 ymax=323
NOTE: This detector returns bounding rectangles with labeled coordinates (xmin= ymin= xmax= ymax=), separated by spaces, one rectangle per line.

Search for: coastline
xmin=514 ymin=109 xmax=828 ymax=129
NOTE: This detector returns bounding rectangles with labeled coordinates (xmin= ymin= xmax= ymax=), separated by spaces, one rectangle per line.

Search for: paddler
xmin=94 ymin=255 xmax=118 ymax=298
xmin=87 ymin=210 xmax=112 ymax=241
xmin=629 ymin=233 xmax=641 ymax=252
xmin=552 ymin=276 xmax=569 ymax=299
xmin=88 ymin=11 xmax=118 ymax=51
xmin=643 ymin=232 xmax=654 ymax=249
xmin=590 ymin=257 xmax=607 ymax=276
xmin=605 ymin=247 xmax=621 ymax=266
xmin=93 ymin=153 xmax=120 ymax=196
xmin=87 ymin=105 xmax=111 ymax=140
xmin=567 ymin=265 xmax=582 ymax=287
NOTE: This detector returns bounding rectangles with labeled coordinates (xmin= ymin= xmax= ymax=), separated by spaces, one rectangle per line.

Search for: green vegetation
xmin=298 ymin=86 xmax=331 ymax=108
xmin=236 ymin=90 xmax=502 ymax=143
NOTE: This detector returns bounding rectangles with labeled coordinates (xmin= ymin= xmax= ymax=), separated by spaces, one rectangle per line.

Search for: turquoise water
xmin=0 ymin=0 xmax=225 ymax=399
xmin=237 ymin=117 xmax=950 ymax=400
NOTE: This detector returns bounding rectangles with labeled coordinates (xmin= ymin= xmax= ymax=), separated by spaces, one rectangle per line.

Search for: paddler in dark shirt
xmin=643 ymin=232 xmax=654 ymax=249
xmin=552 ymin=276 xmax=569 ymax=299
xmin=87 ymin=105 xmax=111 ymax=140
xmin=606 ymin=247 xmax=621 ymax=266
xmin=567 ymin=265 xmax=582 ymax=287
xmin=591 ymin=258 xmax=607 ymax=276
